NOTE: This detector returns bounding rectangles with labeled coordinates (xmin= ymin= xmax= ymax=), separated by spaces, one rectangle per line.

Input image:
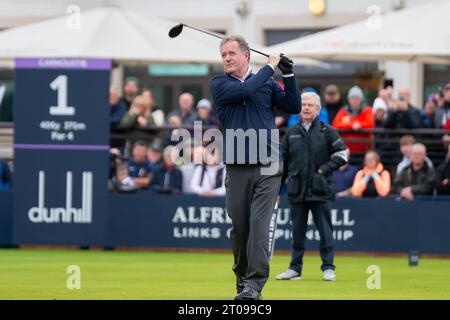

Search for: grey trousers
xmin=225 ymin=164 xmax=282 ymax=292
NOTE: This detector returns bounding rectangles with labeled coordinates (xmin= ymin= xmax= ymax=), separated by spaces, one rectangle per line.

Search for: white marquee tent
xmin=268 ymin=0 xmax=450 ymax=65
xmin=0 ymin=6 xmax=325 ymax=67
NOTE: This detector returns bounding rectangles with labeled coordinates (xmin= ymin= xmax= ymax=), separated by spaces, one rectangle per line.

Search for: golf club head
xmin=168 ymin=24 xmax=184 ymax=38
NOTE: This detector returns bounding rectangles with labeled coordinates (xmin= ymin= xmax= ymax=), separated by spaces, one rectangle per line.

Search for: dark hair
xmin=134 ymin=141 xmax=148 ymax=149
xmin=365 ymin=150 xmax=381 ymax=163
xmin=399 ymin=135 xmax=416 ymax=146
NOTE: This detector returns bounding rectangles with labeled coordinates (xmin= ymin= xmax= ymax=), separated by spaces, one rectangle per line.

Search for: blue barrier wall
xmin=0 ymin=190 xmax=12 ymax=246
xmin=3 ymin=190 xmax=450 ymax=254
xmin=106 ymin=194 xmax=450 ymax=254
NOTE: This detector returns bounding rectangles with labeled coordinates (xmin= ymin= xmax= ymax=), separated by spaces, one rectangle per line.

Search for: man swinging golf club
xmin=210 ymin=35 xmax=301 ymax=300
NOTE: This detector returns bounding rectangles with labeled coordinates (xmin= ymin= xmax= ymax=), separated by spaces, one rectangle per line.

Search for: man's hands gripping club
xmin=278 ymin=55 xmax=294 ymax=75
xmin=268 ymin=53 xmax=294 ymax=75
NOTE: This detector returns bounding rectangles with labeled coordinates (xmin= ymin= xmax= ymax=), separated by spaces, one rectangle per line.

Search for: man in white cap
xmin=373 ymin=88 xmax=390 ymax=127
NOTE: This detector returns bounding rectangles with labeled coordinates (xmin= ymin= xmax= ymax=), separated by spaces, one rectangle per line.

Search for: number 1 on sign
xmin=49 ymin=75 xmax=75 ymax=116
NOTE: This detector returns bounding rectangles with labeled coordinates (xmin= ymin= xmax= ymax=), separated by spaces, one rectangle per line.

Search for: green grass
xmin=0 ymin=249 xmax=449 ymax=300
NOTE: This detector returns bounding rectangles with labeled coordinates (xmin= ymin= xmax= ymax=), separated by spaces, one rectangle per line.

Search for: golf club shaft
xmin=182 ymin=24 xmax=269 ymax=58
xmin=268 ymin=198 xmax=280 ymax=261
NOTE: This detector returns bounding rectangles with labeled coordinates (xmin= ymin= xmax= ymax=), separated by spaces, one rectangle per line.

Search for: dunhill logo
xmin=28 ymin=171 xmax=93 ymax=224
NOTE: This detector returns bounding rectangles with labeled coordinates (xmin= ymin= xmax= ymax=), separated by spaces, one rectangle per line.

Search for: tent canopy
xmin=0 ymin=6 xmax=326 ymax=68
xmin=0 ymin=7 xmax=222 ymax=64
xmin=268 ymin=0 xmax=450 ymax=65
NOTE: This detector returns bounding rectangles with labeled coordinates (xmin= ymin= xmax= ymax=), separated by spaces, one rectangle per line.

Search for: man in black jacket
xmin=384 ymin=88 xmax=421 ymax=129
xmin=435 ymin=143 xmax=450 ymax=195
xmin=276 ymin=92 xmax=347 ymax=282
xmin=323 ymin=84 xmax=343 ymax=123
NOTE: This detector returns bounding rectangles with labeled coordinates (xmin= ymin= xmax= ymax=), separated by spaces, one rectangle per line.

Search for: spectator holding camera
xmin=351 ymin=150 xmax=390 ymax=198
xmin=384 ymin=88 xmax=421 ymax=129
xmin=108 ymin=148 xmax=139 ymax=193
xmin=114 ymin=162 xmax=138 ymax=193
xmin=126 ymin=141 xmax=153 ymax=190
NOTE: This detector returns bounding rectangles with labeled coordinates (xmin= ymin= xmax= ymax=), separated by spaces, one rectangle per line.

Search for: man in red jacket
xmin=332 ymin=86 xmax=374 ymax=156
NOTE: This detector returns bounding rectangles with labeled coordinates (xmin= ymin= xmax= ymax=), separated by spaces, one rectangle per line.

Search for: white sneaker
xmin=322 ymin=269 xmax=336 ymax=281
xmin=276 ymin=269 xmax=302 ymax=280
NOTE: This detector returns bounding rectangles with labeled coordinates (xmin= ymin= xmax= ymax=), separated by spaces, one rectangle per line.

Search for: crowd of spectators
xmin=103 ymin=77 xmax=450 ymax=199
xmin=1 ymin=77 xmax=448 ymax=199
xmin=1 ymin=73 xmax=448 ymax=203
xmin=109 ymin=140 xmax=227 ymax=197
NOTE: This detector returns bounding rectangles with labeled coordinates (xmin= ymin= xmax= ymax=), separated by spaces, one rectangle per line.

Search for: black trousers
xmin=289 ymin=201 xmax=335 ymax=274
xmin=225 ymin=164 xmax=282 ymax=292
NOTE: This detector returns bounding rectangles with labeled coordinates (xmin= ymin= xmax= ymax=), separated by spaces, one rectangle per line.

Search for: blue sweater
xmin=210 ymin=65 xmax=301 ymax=164
xmin=150 ymin=164 xmax=183 ymax=193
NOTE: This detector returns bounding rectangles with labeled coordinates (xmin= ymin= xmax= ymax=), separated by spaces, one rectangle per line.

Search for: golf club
xmin=268 ymin=197 xmax=281 ymax=261
xmin=168 ymin=23 xmax=270 ymax=58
